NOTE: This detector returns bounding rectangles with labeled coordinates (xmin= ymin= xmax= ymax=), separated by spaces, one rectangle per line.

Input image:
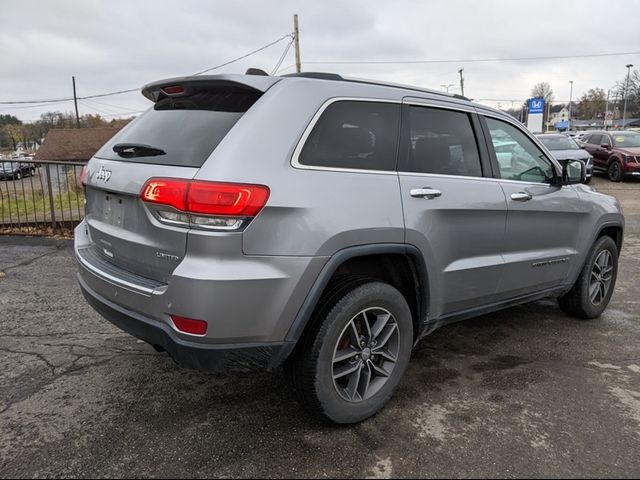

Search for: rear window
xmin=96 ymin=86 xmax=261 ymax=167
xmin=298 ymin=101 xmax=400 ymax=171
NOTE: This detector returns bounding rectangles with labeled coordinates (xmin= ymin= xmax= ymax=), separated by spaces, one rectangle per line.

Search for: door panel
xmin=401 ymin=175 xmax=507 ymax=316
xmin=482 ymin=115 xmax=584 ymax=299
xmin=496 ymin=182 xmax=583 ymax=298
xmin=399 ymin=102 xmax=507 ymax=317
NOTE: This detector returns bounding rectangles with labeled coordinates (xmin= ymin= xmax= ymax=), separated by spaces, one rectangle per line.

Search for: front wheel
xmin=558 ymin=236 xmax=618 ymax=319
xmin=284 ymin=278 xmax=413 ymax=424
xmin=608 ymin=160 xmax=623 ymax=182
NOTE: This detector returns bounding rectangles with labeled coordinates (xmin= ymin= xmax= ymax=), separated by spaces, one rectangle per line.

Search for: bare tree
xmin=531 ymin=82 xmax=555 ymax=127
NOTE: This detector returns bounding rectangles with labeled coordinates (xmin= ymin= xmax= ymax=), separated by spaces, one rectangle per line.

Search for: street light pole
xmin=440 ymin=83 xmax=454 ymax=93
xmin=622 ymin=64 xmax=634 ymax=128
xmin=604 ymin=89 xmax=611 ymax=131
xmin=568 ymin=80 xmax=573 ymax=132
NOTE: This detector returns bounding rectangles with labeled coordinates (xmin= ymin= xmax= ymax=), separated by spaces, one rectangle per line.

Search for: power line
xmin=271 ymin=39 xmax=294 ymax=75
xmin=193 ymin=34 xmax=292 ymax=75
xmin=0 ymin=34 xmax=293 ymax=105
xmin=305 ymin=51 xmax=640 ymax=65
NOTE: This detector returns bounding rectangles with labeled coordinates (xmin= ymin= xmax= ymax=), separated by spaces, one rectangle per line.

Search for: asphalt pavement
xmin=0 ymin=177 xmax=639 ymax=478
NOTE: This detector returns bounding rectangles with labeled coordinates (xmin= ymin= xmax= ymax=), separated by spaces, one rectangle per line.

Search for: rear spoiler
xmin=141 ymin=74 xmax=281 ymax=103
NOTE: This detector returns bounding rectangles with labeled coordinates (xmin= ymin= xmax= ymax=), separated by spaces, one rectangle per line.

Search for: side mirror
xmin=601 ymin=143 xmax=611 ymax=150
xmin=563 ymin=159 xmax=586 ymax=185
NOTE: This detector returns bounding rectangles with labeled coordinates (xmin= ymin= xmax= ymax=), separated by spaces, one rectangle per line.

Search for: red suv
xmin=582 ymin=131 xmax=640 ymax=182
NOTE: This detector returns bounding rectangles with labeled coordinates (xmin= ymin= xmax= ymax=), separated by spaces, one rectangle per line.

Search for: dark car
xmin=581 ymin=131 xmax=640 ymax=182
xmin=536 ymin=133 xmax=593 ymax=183
xmin=0 ymin=161 xmax=36 ymax=181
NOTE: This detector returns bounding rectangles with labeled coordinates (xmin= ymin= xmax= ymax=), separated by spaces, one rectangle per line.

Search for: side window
xmin=402 ymin=106 xmax=483 ymax=177
xmin=298 ymin=101 xmax=400 ymax=171
xmin=601 ymin=135 xmax=612 ymax=147
xmin=485 ymin=117 xmax=555 ymax=183
xmin=588 ymin=134 xmax=602 ymax=146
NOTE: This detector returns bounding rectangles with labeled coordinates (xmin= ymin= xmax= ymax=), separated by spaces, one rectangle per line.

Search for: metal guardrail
xmin=0 ymin=159 xmax=85 ymax=235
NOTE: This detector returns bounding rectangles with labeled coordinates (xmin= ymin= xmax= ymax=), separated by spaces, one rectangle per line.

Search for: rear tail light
xmin=79 ymin=165 xmax=88 ymax=187
xmin=140 ymin=178 xmax=269 ymax=231
xmin=170 ymin=315 xmax=208 ymax=336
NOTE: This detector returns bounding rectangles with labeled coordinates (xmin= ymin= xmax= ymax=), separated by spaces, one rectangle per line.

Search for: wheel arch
xmin=269 ymin=243 xmax=430 ymax=369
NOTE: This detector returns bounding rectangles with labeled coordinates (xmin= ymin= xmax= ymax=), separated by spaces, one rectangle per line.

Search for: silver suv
xmin=76 ymin=72 xmax=624 ymax=424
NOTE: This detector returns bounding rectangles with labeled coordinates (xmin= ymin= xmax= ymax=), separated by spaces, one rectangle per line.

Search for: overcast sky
xmin=2 ymin=0 xmax=639 ymax=122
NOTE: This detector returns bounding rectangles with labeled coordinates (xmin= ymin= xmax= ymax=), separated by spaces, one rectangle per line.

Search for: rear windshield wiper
xmin=113 ymin=143 xmax=166 ymax=158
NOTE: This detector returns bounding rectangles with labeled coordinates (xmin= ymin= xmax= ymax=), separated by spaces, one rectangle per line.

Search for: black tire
xmin=608 ymin=160 xmax=623 ymax=182
xmin=584 ymin=176 xmax=592 ymax=185
xmin=30 ymin=168 xmax=36 ymax=176
xmin=558 ymin=236 xmax=618 ymax=319
xmin=14 ymin=172 xmax=21 ymax=180
xmin=284 ymin=277 xmax=413 ymax=424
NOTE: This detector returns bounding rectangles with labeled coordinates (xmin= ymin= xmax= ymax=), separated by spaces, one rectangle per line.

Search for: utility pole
xmin=568 ymin=80 xmax=573 ymax=132
xmin=293 ymin=14 xmax=301 ymax=73
xmin=72 ymin=76 xmax=80 ymax=128
xmin=604 ymin=89 xmax=610 ymax=131
xmin=622 ymin=63 xmax=634 ymax=128
xmin=458 ymin=68 xmax=464 ymax=97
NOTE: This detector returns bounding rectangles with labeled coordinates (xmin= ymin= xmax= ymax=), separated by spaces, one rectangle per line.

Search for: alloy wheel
xmin=332 ymin=307 xmax=400 ymax=403
xmin=590 ymin=250 xmax=614 ymax=306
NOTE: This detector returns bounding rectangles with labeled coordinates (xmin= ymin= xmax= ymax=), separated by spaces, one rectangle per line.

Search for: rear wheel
xmin=608 ymin=160 xmax=623 ymax=182
xmin=558 ymin=236 xmax=618 ymax=319
xmin=284 ymin=278 xmax=413 ymax=424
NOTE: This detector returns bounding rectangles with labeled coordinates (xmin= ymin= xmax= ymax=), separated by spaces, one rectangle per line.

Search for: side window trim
xmin=479 ymin=113 xmax=561 ymax=183
xmin=398 ymin=101 xmax=487 ymax=179
xmin=291 ymin=97 xmax=401 ymax=175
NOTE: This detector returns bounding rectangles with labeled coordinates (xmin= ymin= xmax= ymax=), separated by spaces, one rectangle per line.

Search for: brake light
xmin=141 ymin=179 xmax=188 ymax=211
xmin=170 ymin=315 xmax=208 ymax=335
xmin=79 ymin=165 xmax=88 ymax=186
xmin=162 ymin=85 xmax=185 ymax=95
xmin=140 ymin=178 xmax=270 ymax=231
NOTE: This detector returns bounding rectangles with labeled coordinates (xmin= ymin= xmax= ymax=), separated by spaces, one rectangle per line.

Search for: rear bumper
xmin=79 ymin=275 xmax=286 ymax=372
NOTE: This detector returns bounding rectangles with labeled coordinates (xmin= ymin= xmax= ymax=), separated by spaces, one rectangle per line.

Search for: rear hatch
xmin=83 ymin=75 xmax=278 ymax=284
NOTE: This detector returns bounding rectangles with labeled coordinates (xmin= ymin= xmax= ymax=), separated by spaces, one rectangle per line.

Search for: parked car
xmin=581 ymin=130 xmax=640 ymax=181
xmin=76 ymin=72 xmax=624 ymax=424
xmin=0 ymin=161 xmax=36 ymax=180
xmin=536 ymin=133 xmax=593 ymax=183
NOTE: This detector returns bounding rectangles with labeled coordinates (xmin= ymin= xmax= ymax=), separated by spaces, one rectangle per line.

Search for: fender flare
xmin=268 ymin=243 xmax=429 ymax=369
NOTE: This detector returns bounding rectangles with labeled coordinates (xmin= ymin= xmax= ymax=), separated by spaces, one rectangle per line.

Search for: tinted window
xmin=486 ymin=117 xmax=555 ymax=183
xmin=298 ymin=101 xmax=400 ymax=171
xmin=402 ymin=106 xmax=482 ymax=177
xmin=588 ymin=134 xmax=602 ymax=145
xmin=96 ymin=86 xmax=262 ymax=167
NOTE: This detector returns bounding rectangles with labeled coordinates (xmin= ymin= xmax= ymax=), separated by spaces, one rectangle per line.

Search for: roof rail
xmin=282 ymin=72 xmax=344 ymax=81
xmin=281 ymin=71 xmax=470 ymax=101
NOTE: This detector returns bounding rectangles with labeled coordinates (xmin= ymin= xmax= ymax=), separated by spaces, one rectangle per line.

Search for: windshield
xmin=612 ymin=133 xmax=640 ymax=148
xmin=538 ymin=136 xmax=579 ymax=151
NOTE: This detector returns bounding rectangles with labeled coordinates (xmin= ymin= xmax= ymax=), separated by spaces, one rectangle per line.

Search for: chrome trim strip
xmin=397 ymin=170 xmax=565 ymax=187
xmin=76 ymin=250 xmax=166 ymax=297
xmin=291 ymin=97 xmax=401 ymax=175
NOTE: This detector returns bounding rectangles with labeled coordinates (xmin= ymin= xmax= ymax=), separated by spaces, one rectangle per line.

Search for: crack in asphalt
xmin=1 ymin=248 xmax=59 ymax=273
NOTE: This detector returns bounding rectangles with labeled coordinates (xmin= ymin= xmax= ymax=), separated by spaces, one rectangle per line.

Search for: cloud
xmin=1 ymin=0 xmax=639 ymax=121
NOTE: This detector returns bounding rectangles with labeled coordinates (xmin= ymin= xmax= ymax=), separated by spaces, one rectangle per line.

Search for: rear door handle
xmin=511 ymin=192 xmax=533 ymax=202
xmin=410 ymin=187 xmax=442 ymax=199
